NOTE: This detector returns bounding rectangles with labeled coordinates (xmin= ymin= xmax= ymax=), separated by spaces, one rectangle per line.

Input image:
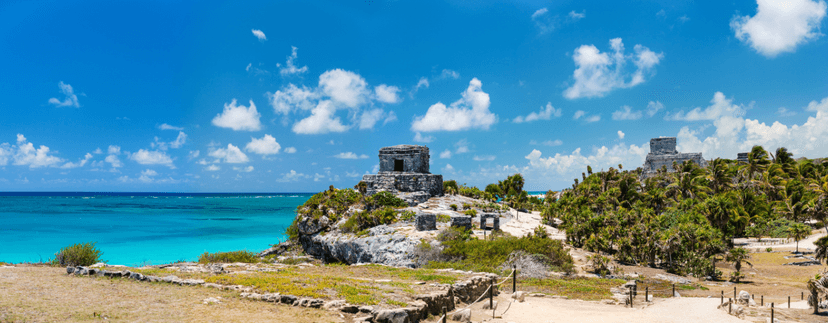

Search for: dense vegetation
xmin=542 ymin=146 xmax=827 ymax=279
xmin=198 ymin=250 xmax=259 ymax=264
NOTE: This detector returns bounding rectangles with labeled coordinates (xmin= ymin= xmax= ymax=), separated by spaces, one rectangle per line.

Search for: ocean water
xmin=0 ymin=192 xmax=311 ymax=266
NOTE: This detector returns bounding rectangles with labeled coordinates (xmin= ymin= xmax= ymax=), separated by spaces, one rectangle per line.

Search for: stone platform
xmin=362 ymin=173 xmax=443 ymax=205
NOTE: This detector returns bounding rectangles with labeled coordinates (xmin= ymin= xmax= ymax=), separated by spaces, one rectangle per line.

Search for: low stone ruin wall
xmin=362 ymin=173 xmax=443 ymax=199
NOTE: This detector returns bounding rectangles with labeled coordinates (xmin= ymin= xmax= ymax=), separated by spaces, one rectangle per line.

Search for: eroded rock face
xmin=299 ymin=225 xmax=420 ymax=267
xmin=298 ymin=216 xmax=330 ymax=236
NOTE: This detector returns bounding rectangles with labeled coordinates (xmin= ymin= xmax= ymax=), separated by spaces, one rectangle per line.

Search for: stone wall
xmin=641 ymin=137 xmax=708 ymax=177
xmin=649 ymin=137 xmax=678 ymax=155
xmin=362 ymin=173 xmax=443 ymax=198
xmin=378 ymin=145 xmax=430 ymax=174
xmin=737 ymin=152 xmax=749 ymax=163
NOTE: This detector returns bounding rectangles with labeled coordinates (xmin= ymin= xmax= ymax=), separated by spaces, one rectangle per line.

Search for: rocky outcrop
xmin=299 ymin=225 xmax=420 ymax=268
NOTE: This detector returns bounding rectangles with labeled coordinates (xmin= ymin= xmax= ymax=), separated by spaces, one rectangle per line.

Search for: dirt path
xmin=488 ymin=296 xmax=751 ymax=323
xmin=739 ymin=229 xmax=827 ymax=252
xmin=499 ymin=210 xmax=565 ymax=240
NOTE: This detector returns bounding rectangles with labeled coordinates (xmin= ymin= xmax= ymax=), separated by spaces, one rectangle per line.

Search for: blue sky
xmin=1 ymin=0 xmax=827 ymax=192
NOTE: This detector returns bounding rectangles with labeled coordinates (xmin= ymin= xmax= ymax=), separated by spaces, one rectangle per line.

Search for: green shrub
xmin=436 ymin=214 xmax=451 ymax=223
xmin=464 ymin=209 xmax=477 ymax=216
xmin=198 ymin=250 xmax=259 ymax=264
xmin=366 ymin=191 xmax=408 ymax=209
xmin=286 ymin=217 xmax=301 ymax=241
xmin=398 ymin=210 xmax=416 ymax=222
xmin=449 ymin=204 xmax=458 ymax=211
xmin=766 ymin=247 xmax=773 ymax=252
xmin=52 ymin=242 xmax=104 ymax=267
xmin=432 ymin=231 xmax=574 ymax=274
xmin=462 ymin=203 xmax=471 ymax=210
xmin=342 ymin=207 xmax=398 ymax=233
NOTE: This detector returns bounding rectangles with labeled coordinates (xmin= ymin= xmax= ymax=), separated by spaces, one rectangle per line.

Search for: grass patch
xmin=387 ymin=300 xmax=408 ymax=307
xmin=198 ymin=250 xmax=259 ymax=264
xmin=50 ymin=242 xmax=103 ymax=267
xmin=334 ymin=284 xmax=378 ymax=305
xmin=517 ymin=277 xmax=625 ymax=301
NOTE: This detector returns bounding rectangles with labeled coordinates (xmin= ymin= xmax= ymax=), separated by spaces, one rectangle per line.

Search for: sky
xmin=1 ymin=0 xmax=827 ymax=192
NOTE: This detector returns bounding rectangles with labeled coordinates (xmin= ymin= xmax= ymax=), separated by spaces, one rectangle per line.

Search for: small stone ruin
xmin=479 ymin=213 xmax=500 ymax=231
xmin=451 ymin=216 xmax=472 ymax=231
xmin=641 ymin=137 xmax=707 ymax=177
xmin=736 ymin=152 xmax=749 ymax=163
xmin=415 ymin=213 xmax=436 ymax=231
xmin=361 ymin=145 xmax=443 ymax=206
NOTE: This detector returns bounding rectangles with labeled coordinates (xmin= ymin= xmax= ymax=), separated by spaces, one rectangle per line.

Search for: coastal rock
xmin=298 ymin=216 xmax=331 ymax=236
xmin=512 ymin=291 xmax=526 ymax=302
xmin=341 ymin=305 xmax=360 ymax=313
xmin=66 ymin=266 xmax=75 ymax=274
xmin=299 ymin=228 xmax=420 ymax=268
xmin=738 ymin=291 xmax=750 ymax=305
xmin=482 ymin=300 xmax=498 ymax=310
xmin=373 ymin=308 xmax=410 ymax=323
xmin=280 ymin=295 xmax=297 ymax=304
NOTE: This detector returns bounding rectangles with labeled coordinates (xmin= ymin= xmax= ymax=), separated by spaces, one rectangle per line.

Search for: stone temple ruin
xmin=361 ymin=145 xmax=443 ymax=206
xmin=641 ymin=137 xmax=708 ymax=177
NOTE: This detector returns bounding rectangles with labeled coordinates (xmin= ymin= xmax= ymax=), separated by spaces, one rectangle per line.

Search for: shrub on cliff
xmin=365 ymin=191 xmax=407 ymax=210
xmin=51 ymin=242 xmax=103 ymax=267
xmin=341 ymin=207 xmax=399 ymax=233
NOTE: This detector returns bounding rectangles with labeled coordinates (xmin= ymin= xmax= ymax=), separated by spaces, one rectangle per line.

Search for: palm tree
xmin=725 ymin=247 xmax=752 ymax=283
xmin=807 ymin=270 xmax=828 ymax=314
xmin=815 ymin=236 xmax=828 ymax=264
xmin=705 ymin=158 xmax=735 ymax=194
xmin=787 ymin=223 xmax=812 ymax=253
xmin=741 ymin=145 xmax=771 ymax=183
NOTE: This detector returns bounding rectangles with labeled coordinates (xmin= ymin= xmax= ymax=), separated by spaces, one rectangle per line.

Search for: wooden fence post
xmin=490 ymin=277 xmax=494 ymax=318
xmin=513 ymin=264 xmax=516 ymax=294
xmin=788 ymin=296 xmax=790 ymax=308
xmin=442 ymin=306 xmax=447 ymax=323
xmin=720 ymin=291 xmax=723 ymax=304
xmin=645 ymin=286 xmax=649 ymax=302
xmin=728 ymin=298 xmax=732 ymax=314
xmin=672 ymin=284 xmax=675 ymax=297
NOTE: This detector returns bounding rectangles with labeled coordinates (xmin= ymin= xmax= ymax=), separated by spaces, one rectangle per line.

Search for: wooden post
xmin=788 ymin=296 xmax=790 ymax=308
xmin=645 ymin=286 xmax=649 ymax=303
xmin=733 ymin=287 xmax=736 ymax=300
xmin=442 ymin=306 xmax=447 ymax=323
xmin=512 ymin=264 xmax=517 ymax=293
xmin=720 ymin=291 xmax=723 ymax=304
xmin=761 ymin=295 xmax=763 ymax=306
xmin=629 ymin=286 xmax=634 ymax=308
xmin=672 ymin=284 xmax=675 ymax=297
xmin=729 ymin=298 xmax=732 ymax=314
xmin=490 ymin=277 xmax=494 ymax=318
xmin=801 ymin=291 xmax=803 ymax=300
xmin=771 ymin=307 xmax=774 ymax=323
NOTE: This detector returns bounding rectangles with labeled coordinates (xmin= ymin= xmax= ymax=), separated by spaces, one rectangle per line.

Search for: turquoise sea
xmin=0 ymin=192 xmax=311 ymax=266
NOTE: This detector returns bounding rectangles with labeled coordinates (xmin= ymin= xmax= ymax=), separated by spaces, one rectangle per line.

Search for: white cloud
xmin=48 ymin=81 xmax=80 ymax=108
xmin=675 ymin=95 xmax=828 ymax=161
xmin=209 ymin=144 xmax=249 ymax=163
xmin=731 ymin=0 xmax=827 ymax=57
xmin=612 ymin=106 xmax=643 ymax=120
xmin=440 ymin=69 xmax=460 ymax=80
xmin=206 ymin=164 xmax=220 ymax=171
xmin=151 ymin=131 xmax=187 ymax=150
xmin=105 ymin=154 xmax=122 ymax=168
xmin=439 ymin=149 xmax=452 ymax=159
xmin=212 ymin=99 xmax=262 ymax=131
xmin=532 ymin=8 xmax=554 ymax=34
xmin=245 ymin=134 xmax=281 ymax=155
xmin=384 ymin=111 xmax=397 ymax=125
xmin=585 ymin=115 xmax=601 ymax=123
xmin=292 ymin=100 xmax=349 ymax=134
xmin=530 ymin=139 xmax=563 ymax=146
xmin=646 ymin=101 xmax=665 ymax=117
xmin=251 ymin=29 xmax=266 ymax=41
xmin=411 ymin=78 xmax=497 ymax=132
xmin=443 ymin=164 xmax=455 ymax=173
xmin=345 ymin=171 xmax=360 ymax=177
xmin=234 ymin=165 xmax=254 ymax=172
xmin=375 ymin=84 xmax=401 ymax=103
xmin=617 ymin=130 xmax=625 ymax=139
xmin=413 ymin=132 xmax=435 ymax=143
xmin=129 ymin=149 xmax=175 ymax=168
xmin=60 ymin=153 xmax=93 ymax=169
xmin=573 ymin=111 xmax=601 ymax=123
xmin=141 ymin=169 xmax=158 ymax=177
xmin=513 ymin=102 xmax=562 ymax=123
xmin=268 ymin=84 xmax=318 ymax=114
xmin=158 ymin=123 xmax=183 ymax=131
xmin=276 ymin=170 xmax=307 ymax=182
xmin=665 ymin=92 xmax=747 ymax=121
xmin=279 ymin=46 xmax=308 ymax=76
xmin=569 ymin=10 xmax=586 ymax=20
xmin=563 ymin=38 xmax=663 ymax=99
xmin=334 ymin=152 xmax=369 ymax=159
xmin=188 ymin=150 xmax=200 ymax=159
xmin=359 ymin=108 xmax=385 ymax=130
xmin=524 ymin=143 xmax=648 ymax=179
xmin=573 ymin=110 xmax=586 ymax=119
xmin=9 ymin=134 xmax=64 ymax=168
xmin=93 ymin=148 xmax=103 ymax=154
xmin=319 ymin=69 xmax=371 ymax=108
xmin=411 ymin=77 xmax=429 ymax=96
xmin=284 ymin=147 xmax=297 ymax=154
xmin=107 ymin=145 xmax=121 ymax=155
xmin=473 ymin=155 xmax=496 ymax=161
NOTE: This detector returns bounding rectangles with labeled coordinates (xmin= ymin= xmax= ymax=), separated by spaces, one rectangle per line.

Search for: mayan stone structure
xmin=361 ymin=145 xmax=443 ymax=205
xmin=641 ymin=137 xmax=708 ymax=177
xmin=736 ymin=152 xmax=749 ymax=163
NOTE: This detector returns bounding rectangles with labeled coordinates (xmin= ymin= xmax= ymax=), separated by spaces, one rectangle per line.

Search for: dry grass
xmin=514 ymin=277 xmax=626 ymax=301
xmin=0 ymin=266 xmax=342 ymax=323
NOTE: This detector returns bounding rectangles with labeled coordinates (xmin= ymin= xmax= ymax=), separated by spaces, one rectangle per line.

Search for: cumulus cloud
xmin=563 ymin=38 xmax=663 ymax=99
xmin=413 ymin=132 xmax=435 ymax=143
xmin=513 ymin=102 xmax=562 ymax=123
xmin=411 ymin=77 xmax=430 ymax=97
xmin=569 ymin=10 xmax=586 ymax=20
xmin=48 ymin=81 xmax=80 ymax=108
xmin=359 ymin=108 xmax=385 ymax=130
xmin=524 ymin=143 xmax=648 ymax=179
xmin=334 ymin=152 xmax=369 ymax=159
xmin=573 ymin=110 xmax=601 ymax=123
xmin=105 ymin=145 xmax=122 ymax=168
xmin=60 ymin=153 xmax=93 ymax=169
xmin=209 ymin=144 xmax=249 ymax=163
xmin=158 ymin=123 xmax=183 ymax=131
xmin=212 ymin=99 xmax=262 ymax=131
xmin=411 ymin=78 xmax=497 ymax=132
xmin=618 ymin=130 xmax=625 ymax=139
xmin=439 ymin=149 xmax=452 ymax=159
xmin=152 ymin=131 xmax=187 ymax=150
xmin=612 ymin=106 xmax=643 ymax=120
xmin=532 ymin=8 xmax=554 ymax=34
xmin=284 ymin=147 xmax=297 ymax=153
xmin=233 ymin=165 xmax=254 ymax=172
xmin=473 ymin=155 xmax=496 ymax=161
xmin=443 ymin=164 xmax=455 ymax=173
xmin=251 ymin=29 xmax=266 ymax=41
xmin=440 ymin=69 xmax=460 ymax=80
xmin=245 ymin=134 xmax=281 ymax=155
xmin=279 ymin=46 xmax=308 ymax=76
xmin=319 ymin=69 xmax=371 ymax=108
xmin=3 ymin=134 xmax=64 ymax=168
xmin=665 ymin=92 xmax=747 ymax=121
xmin=268 ymin=84 xmax=318 ymax=114
xmin=374 ymin=84 xmax=401 ymax=103
xmin=646 ymin=101 xmax=665 ymax=117
xmin=731 ymin=0 xmax=827 ymax=57
xmin=676 ymin=95 xmax=828 ymax=160
xmin=778 ymin=107 xmax=797 ymax=116
xmin=206 ymin=164 xmax=220 ymax=171
xmin=130 ymin=149 xmax=175 ymax=168
xmin=292 ymin=100 xmax=349 ymax=134
xmin=276 ymin=170 xmax=307 ymax=182
xmin=455 ymin=139 xmax=471 ymax=154
xmin=188 ymin=150 xmax=200 ymax=159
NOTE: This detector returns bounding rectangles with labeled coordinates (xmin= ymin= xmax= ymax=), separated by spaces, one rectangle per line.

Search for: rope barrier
xmin=494 ymin=269 xmax=515 ymax=286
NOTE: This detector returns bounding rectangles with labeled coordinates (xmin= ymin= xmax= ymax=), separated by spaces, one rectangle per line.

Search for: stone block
xmin=415 ymin=213 xmax=436 ymax=231
xmin=451 ymin=216 xmax=472 ymax=231
xmin=479 ymin=213 xmax=500 ymax=231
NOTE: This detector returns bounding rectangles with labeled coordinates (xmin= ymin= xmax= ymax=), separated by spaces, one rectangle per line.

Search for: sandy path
xmin=491 ymin=296 xmax=751 ymax=323
xmin=740 ymin=229 xmax=827 ymax=251
xmin=499 ymin=210 xmax=565 ymax=240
